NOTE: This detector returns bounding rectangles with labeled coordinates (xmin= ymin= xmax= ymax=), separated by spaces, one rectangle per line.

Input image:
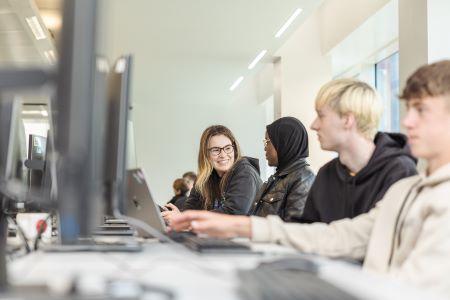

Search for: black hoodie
xmin=300 ymin=132 xmax=417 ymax=223
xmin=184 ymin=156 xmax=263 ymax=215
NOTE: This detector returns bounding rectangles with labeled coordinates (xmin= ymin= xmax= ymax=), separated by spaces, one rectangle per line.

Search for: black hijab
xmin=266 ymin=116 xmax=309 ymax=172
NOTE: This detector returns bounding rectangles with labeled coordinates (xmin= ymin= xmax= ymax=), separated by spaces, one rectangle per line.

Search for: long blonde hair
xmin=195 ymin=125 xmax=241 ymax=209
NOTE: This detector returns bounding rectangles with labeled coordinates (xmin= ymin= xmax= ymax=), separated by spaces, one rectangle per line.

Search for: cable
xmin=34 ymin=212 xmax=54 ymax=251
xmin=0 ymin=179 xmax=56 ymax=214
xmin=7 ymin=216 xmax=30 ymax=254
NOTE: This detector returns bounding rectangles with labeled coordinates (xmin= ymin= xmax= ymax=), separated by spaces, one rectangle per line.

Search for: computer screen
xmin=104 ymin=55 xmax=133 ymax=216
xmin=53 ymin=0 xmax=105 ymax=244
xmin=27 ymin=134 xmax=47 ymax=188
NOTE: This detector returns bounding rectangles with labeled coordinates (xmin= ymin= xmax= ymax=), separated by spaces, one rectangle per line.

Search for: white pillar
xmin=398 ymin=0 xmax=450 ymax=171
xmin=399 ymin=0 xmax=450 ymax=90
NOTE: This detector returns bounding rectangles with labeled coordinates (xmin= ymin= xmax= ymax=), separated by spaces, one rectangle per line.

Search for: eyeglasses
xmin=208 ymin=144 xmax=234 ymax=156
xmin=263 ymin=138 xmax=271 ymax=147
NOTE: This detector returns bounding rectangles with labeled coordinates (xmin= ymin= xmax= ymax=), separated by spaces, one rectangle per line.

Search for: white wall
xmin=96 ymin=0 xmax=405 ymax=202
xmin=97 ymin=1 xmax=272 ymax=204
xmin=271 ymin=0 xmax=396 ymax=171
xmin=275 ymin=13 xmax=334 ymax=172
xmin=427 ymin=0 xmax=450 ymax=63
xmin=319 ymin=0 xmax=391 ymax=54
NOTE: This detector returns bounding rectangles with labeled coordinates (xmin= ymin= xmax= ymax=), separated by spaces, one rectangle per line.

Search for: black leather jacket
xmin=249 ymin=158 xmax=315 ymax=222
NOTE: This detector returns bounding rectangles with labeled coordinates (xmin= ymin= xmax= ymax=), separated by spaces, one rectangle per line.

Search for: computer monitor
xmin=26 ymin=134 xmax=47 ymax=189
xmin=53 ymin=0 xmax=105 ymax=244
xmin=40 ymin=130 xmax=53 ymax=200
xmin=0 ymin=95 xmax=27 ymax=188
xmin=0 ymin=94 xmax=27 ymax=290
xmin=104 ymin=55 xmax=133 ymax=216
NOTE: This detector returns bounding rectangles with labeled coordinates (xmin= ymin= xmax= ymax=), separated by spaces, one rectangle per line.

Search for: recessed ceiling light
xmin=115 ymin=58 xmax=127 ymax=73
xmin=97 ymin=57 xmax=110 ymax=72
xmin=248 ymin=50 xmax=268 ymax=70
xmin=22 ymin=110 xmax=43 ymax=115
xmin=44 ymin=50 xmax=56 ymax=65
xmin=229 ymin=76 xmax=244 ymax=91
xmin=275 ymin=8 xmax=302 ymax=38
xmin=25 ymin=16 xmax=47 ymax=40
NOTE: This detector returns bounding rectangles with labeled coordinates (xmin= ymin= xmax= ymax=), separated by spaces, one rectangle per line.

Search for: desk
xmin=6 ymin=240 xmax=444 ymax=300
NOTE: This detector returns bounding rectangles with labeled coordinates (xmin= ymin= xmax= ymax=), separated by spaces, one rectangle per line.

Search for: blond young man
xmin=300 ymin=79 xmax=417 ymax=223
xmin=171 ymin=60 xmax=450 ymax=296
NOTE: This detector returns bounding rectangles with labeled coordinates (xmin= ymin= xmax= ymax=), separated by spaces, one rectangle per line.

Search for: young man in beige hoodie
xmin=171 ymin=60 xmax=450 ymax=297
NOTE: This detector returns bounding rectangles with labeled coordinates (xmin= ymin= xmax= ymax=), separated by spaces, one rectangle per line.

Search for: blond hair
xmin=195 ymin=125 xmax=242 ymax=209
xmin=315 ymin=79 xmax=382 ymax=140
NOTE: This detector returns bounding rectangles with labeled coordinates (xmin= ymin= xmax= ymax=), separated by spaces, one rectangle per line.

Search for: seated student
xmin=300 ymin=78 xmax=417 ymax=223
xmin=170 ymin=60 xmax=450 ymax=297
xmin=182 ymin=171 xmax=197 ymax=196
xmin=249 ymin=117 xmax=315 ymax=221
xmin=162 ymin=125 xmax=262 ymax=222
xmin=167 ymin=178 xmax=189 ymax=210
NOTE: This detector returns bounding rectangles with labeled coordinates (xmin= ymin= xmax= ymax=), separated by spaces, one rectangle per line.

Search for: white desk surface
xmin=6 ymin=239 xmax=444 ymax=300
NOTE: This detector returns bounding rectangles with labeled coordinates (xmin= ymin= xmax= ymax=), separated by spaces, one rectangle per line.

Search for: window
xmin=375 ymin=52 xmax=400 ymax=132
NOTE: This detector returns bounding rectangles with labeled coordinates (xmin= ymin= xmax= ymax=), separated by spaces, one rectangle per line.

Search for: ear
xmin=343 ymin=113 xmax=356 ymax=129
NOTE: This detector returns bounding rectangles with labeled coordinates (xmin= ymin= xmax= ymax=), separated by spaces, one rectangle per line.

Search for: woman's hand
xmin=161 ymin=203 xmax=181 ymax=225
xmin=164 ymin=203 xmax=180 ymax=213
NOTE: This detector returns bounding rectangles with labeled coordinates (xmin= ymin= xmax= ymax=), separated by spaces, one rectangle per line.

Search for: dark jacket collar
xmin=275 ymin=158 xmax=309 ymax=177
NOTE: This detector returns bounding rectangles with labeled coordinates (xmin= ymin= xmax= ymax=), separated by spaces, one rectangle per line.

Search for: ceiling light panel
xmin=248 ymin=50 xmax=267 ymax=70
xmin=25 ymin=16 xmax=46 ymax=40
xmin=229 ymin=76 xmax=244 ymax=91
xmin=275 ymin=8 xmax=302 ymax=38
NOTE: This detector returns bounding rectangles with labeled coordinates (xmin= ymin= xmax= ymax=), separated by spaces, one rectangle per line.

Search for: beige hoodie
xmin=251 ymin=163 xmax=450 ymax=296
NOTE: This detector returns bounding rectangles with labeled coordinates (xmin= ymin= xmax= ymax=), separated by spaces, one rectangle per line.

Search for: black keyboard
xmin=182 ymin=236 xmax=252 ymax=253
xmin=238 ymin=257 xmax=360 ymax=300
xmin=167 ymin=230 xmax=197 ymax=243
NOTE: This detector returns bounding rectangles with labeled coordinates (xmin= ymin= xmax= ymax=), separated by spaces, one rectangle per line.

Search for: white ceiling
xmin=99 ymin=0 xmax=323 ymax=105
xmin=0 ymin=0 xmax=57 ymax=66
xmin=1 ymin=0 xmax=323 ymax=104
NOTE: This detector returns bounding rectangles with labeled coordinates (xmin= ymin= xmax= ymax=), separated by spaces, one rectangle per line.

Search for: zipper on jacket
xmin=387 ymin=180 xmax=421 ymax=267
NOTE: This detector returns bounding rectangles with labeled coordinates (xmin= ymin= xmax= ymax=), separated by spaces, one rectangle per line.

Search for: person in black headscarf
xmin=248 ymin=117 xmax=315 ymax=222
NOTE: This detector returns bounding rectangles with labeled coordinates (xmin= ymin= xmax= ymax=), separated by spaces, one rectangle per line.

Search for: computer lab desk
xmin=6 ymin=239 xmax=442 ymax=300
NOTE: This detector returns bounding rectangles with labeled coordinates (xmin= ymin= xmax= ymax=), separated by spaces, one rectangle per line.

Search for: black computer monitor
xmin=53 ymin=0 xmax=105 ymax=244
xmin=26 ymin=134 xmax=47 ymax=189
xmin=0 ymin=95 xmax=27 ymax=189
xmin=0 ymin=94 xmax=27 ymax=290
xmin=103 ymin=55 xmax=133 ymax=216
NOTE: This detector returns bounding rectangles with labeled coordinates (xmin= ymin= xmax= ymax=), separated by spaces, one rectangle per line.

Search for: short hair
xmin=400 ymin=60 xmax=450 ymax=101
xmin=173 ymin=178 xmax=189 ymax=196
xmin=315 ymin=79 xmax=382 ymax=140
xmin=182 ymin=171 xmax=197 ymax=181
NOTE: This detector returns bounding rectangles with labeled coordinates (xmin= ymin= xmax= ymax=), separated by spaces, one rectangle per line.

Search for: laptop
xmin=126 ymin=168 xmax=168 ymax=238
xmin=126 ymin=168 xmax=255 ymax=253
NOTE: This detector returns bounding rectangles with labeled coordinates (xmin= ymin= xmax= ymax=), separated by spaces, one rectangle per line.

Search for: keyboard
xmin=182 ymin=236 xmax=253 ymax=253
xmin=238 ymin=257 xmax=360 ymax=300
xmin=92 ymin=229 xmax=135 ymax=236
xmin=167 ymin=230 xmax=196 ymax=243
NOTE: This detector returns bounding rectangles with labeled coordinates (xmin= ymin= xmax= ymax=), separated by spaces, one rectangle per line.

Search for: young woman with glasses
xmin=161 ymin=125 xmax=262 ymax=223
